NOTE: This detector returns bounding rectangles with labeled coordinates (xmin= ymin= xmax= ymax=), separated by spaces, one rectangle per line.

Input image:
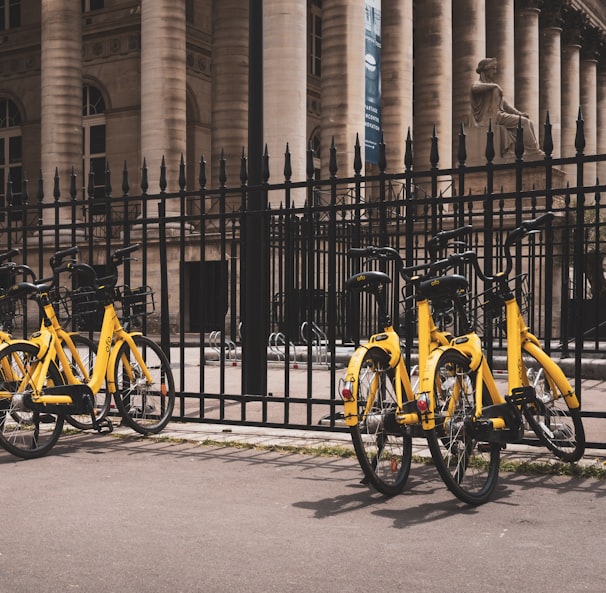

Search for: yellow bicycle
xmin=340 ymin=226 xmax=503 ymax=501
xmin=0 ymin=245 xmax=175 ymax=459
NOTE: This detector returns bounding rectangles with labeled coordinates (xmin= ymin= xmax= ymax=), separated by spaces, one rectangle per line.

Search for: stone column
xmin=580 ymin=27 xmax=601 ymax=187
xmin=514 ymin=1 xmax=542 ymax=140
xmin=486 ymin=0 xmax=515 ymax=102
xmin=321 ymin=0 xmax=366 ymax=178
xmin=560 ymin=13 xmax=583 ymax=174
xmin=141 ymin=0 xmax=187 ymax=193
xmin=381 ymin=0 xmax=413 ymax=172
xmin=264 ymin=0 xmax=307 ymax=190
xmin=539 ymin=4 xmax=563 ymax=156
xmin=597 ymin=65 xmax=606 ymax=183
xmin=452 ymin=0 xmax=485 ymax=161
xmin=211 ymin=0 xmax=248 ymax=189
xmin=413 ymin=0 xmax=452 ymax=172
xmin=40 ymin=0 xmax=82 ymax=216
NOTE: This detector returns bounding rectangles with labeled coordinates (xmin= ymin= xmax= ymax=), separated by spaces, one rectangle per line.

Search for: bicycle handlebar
xmin=426 ymin=225 xmax=473 ymax=262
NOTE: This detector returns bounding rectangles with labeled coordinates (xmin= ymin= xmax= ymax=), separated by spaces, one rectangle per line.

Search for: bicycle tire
xmin=521 ymin=348 xmax=585 ymax=462
xmin=0 ymin=342 xmax=65 ymax=459
xmin=349 ymin=347 xmax=413 ymax=496
xmin=112 ymin=334 xmax=175 ymax=435
xmin=426 ymin=349 xmax=500 ymax=505
xmin=64 ymin=334 xmax=112 ymax=430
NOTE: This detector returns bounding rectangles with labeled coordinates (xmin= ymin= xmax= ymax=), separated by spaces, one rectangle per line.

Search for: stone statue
xmin=470 ymin=57 xmax=544 ymax=159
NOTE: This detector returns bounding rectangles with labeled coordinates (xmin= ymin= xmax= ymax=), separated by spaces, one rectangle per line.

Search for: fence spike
xmin=70 ymin=166 xmax=77 ymax=201
xmin=199 ymin=155 xmax=207 ymax=189
xmin=543 ymin=111 xmax=554 ymax=157
xmin=486 ymin=120 xmax=495 ymax=163
xmin=53 ymin=167 xmax=60 ymax=201
xmin=263 ymin=144 xmax=270 ymax=183
xmin=179 ymin=154 xmax=186 ymax=191
xmin=306 ymin=141 xmax=315 ymax=179
xmin=219 ymin=148 xmax=227 ymax=187
xmin=141 ymin=158 xmax=149 ymax=194
xmin=6 ymin=174 xmax=13 ymax=206
xmin=159 ymin=155 xmax=167 ymax=193
xmin=430 ymin=125 xmax=439 ymax=167
xmin=378 ymin=131 xmax=387 ymax=172
xmin=354 ymin=133 xmax=362 ymax=175
xmin=515 ymin=117 xmax=525 ymax=160
xmin=329 ymin=137 xmax=337 ymax=178
xmin=284 ymin=143 xmax=292 ymax=181
xmin=122 ymin=160 xmax=130 ymax=196
xmin=87 ymin=162 xmax=94 ymax=199
xmin=240 ymin=147 xmax=248 ymax=184
xmin=37 ymin=169 xmax=44 ymax=202
xmin=457 ymin=122 xmax=467 ymax=166
xmin=105 ymin=162 xmax=112 ymax=197
xmin=22 ymin=174 xmax=28 ymax=205
xmin=404 ymin=127 xmax=413 ymax=170
xmin=575 ymin=106 xmax=585 ymax=154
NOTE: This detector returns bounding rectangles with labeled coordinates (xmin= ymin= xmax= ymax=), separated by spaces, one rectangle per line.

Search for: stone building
xmin=1 ymin=1 xmax=605 ymax=203
xmin=0 ymin=0 xmax=605 ymax=332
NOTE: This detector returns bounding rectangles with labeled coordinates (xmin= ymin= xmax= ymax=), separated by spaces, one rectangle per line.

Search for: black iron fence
xmin=2 ymin=114 xmax=606 ymax=449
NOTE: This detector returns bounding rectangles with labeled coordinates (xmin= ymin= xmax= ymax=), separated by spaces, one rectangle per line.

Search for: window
xmin=308 ymin=0 xmax=322 ymax=77
xmin=82 ymin=0 xmax=104 ymax=12
xmin=0 ymin=0 xmax=20 ymax=30
xmin=0 ymin=98 xmax=22 ymax=222
xmin=82 ymin=85 xmax=106 ymax=214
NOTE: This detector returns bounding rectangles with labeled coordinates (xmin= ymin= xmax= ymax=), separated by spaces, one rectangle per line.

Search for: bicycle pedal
xmin=508 ymin=386 xmax=537 ymax=406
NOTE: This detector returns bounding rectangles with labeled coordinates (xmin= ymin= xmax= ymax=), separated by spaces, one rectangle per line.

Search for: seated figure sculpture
xmin=470 ymin=57 xmax=544 ymax=160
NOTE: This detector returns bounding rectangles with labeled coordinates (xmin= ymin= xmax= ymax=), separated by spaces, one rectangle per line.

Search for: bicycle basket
xmin=0 ymin=289 xmax=22 ymax=332
xmin=116 ymin=285 xmax=155 ymax=324
xmin=69 ymin=286 xmax=101 ymax=330
xmin=468 ymin=273 xmax=530 ymax=337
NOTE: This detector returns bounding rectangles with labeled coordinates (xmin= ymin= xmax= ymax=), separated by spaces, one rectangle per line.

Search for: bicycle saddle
xmin=417 ymin=274 xmax=468 ymax=300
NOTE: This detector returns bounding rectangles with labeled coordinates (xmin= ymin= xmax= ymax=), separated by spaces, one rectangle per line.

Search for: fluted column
xmin=597 ymin=66 xmax=606 ymax=183
xmin=413 ymin=0 xmax=452 ymax=171
xmin=452 ymin=0 xmax=485 ymax=161
xmin=561 ymin=13 xmax=583 ymax=172
xmin=264 ymin=0 xmax=307 ymax=189
xmin=539 ymin=4 xmax=563 ymax=156
xmin=486 ymin=0 xmax=515 ymax=102
xmin=211 ymin=1 xmax=248 ymax=190
xmin=40 ymin=0 xmax=82 ymax=214
xmin=381 ymin=0 xmax=413 ymax=172
xmin=580 ymin=56 xmax=598 ymax=185
xmin=321 ymin=0 xmax=366 ymax=177
xmin=514 ymin=1 xmax=542 ymax=137
xmin=141 ymin=0 xmax=187 ymax=192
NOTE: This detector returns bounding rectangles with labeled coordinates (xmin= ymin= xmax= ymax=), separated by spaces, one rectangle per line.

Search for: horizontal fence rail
xmin=2 ymin=118 xmax=606 ymax=451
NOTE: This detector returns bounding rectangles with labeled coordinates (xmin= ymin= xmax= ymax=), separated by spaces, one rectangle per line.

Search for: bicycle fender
xmin=341 ymin=345 xmax=369 ymax=427
xmin=449 ymin=333 xmax=484 ymax=371
xmin=522 ymin=342 xmax=581 ymax=410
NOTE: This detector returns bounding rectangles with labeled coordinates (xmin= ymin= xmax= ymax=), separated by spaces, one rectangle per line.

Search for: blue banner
xmin=365 ymin=0 xmax=381 ymax=164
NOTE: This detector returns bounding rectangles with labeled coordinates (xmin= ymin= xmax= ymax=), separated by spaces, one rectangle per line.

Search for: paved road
xmin=2 ymin=432 xmax=605 ymax=593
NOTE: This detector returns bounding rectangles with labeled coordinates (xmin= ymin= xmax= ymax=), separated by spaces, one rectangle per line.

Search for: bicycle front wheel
xmin=0 ymin=343 xmax=65 ymax=459
xmin=64 ymin=334 xmax=112 ymax=430
xmin=112 ymin=335 xmax=175 ymax=435
xmin=521 ymin=349 xmax=585 ymax=462
xmin=426 ymin=349 xmax=500 ymax=506
xmin=349 ymin=347 xmax=413 ymax=496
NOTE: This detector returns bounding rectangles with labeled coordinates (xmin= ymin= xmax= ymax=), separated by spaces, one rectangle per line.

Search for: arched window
xmin=308 ymin=0 xmax=322 ymax=77
xmin=0 ymin=97 xmax=22 ymax=222
xmin=82 ymin=85 xmax=106 ymax=213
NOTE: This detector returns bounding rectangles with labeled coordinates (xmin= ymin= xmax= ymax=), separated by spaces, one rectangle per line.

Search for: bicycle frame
xmin=342 ymin=293 xmax=452 ymax=430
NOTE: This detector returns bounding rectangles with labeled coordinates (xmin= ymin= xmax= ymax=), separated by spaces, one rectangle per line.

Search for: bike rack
xmin=268 ymin=332 xmax=299 ymax=367
xmin=300 ymin=321 xmax=328 ymax=366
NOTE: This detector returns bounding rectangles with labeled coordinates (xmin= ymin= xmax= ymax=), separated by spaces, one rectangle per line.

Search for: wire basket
xmin=115 ymin=285 xmax=155 ymax=326
xmin=467 ymin=273 xmax=530 ymax=337
xmin=0 ymin=289 xmax=22 ymax=332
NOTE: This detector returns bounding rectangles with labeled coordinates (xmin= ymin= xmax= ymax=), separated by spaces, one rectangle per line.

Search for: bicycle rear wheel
xmin=349 ymin=347 xmax=413 ymax=496
xmin=426 ymin=349 xmax=500 ymax=505
xmin=64 ymin=334 xmax=112 ymax=430
xmin=521 ymin=349 xmax=585 ymax=462
xmin=112 ymin=335 xmax=175 ymax=435
xmin=0 ymin=343 xmax=65 ymax=459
